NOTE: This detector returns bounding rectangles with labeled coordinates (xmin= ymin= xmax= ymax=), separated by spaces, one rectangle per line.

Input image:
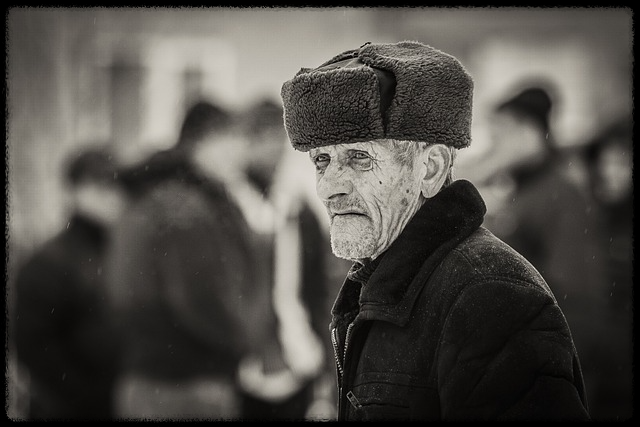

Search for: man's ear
xmin=419 ymin=144 xmax=451 ymax=199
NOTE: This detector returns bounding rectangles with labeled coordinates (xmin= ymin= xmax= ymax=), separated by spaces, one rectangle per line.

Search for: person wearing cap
xmin=479 ymin=84 xmax=616 ymax=420
xmin=106 ymin=101 xmax=268 ymax=420
xmin=280 ymin=41 xmax=590 ymax=421
xmin=12 ymin=145 xmax=128 ymax=420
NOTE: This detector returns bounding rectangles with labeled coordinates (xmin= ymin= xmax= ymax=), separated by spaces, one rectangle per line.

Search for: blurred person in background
xmin=234 ymin=98 xmax=349 ymax=420
xmin=478 ymin=84 xmax=612 ymax=420
xmin=106 ymin=100 xmax=268 ymax=420
xmin=280 ymin=40 xmax=590 ymax=421
xmin=581 ymin=116 xmax=633 ymax=420
xmin=12 ymin=145 xmax=128 ymax=420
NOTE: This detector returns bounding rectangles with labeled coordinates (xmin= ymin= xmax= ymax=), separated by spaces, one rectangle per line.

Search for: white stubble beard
xmin=329 ymin=215 xmax=377 ymax=261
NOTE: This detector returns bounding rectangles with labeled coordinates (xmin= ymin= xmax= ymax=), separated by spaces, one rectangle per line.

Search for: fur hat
xmin=281 ymin=41 xmax=474 ymax=152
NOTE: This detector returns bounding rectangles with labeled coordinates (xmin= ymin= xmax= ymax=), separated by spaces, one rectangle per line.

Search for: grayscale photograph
xmin=5 ymin=6 xmax=633 ymax=422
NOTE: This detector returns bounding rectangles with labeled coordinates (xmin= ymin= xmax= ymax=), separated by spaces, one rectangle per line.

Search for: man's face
xmin=192 ymin=129 xmax=250 ymax=183
xmin=487 ymin=111 xmax=546 ymax=172
xmin=74 ymin=181 xmax=128 ymax=226
xmin=595 ymin=139 xmax=632 ymax=204
xmin=309 ymin=140 xmax=424 ymax=261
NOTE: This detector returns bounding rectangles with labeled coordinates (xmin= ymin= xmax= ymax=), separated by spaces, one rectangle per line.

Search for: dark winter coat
xmin=329 ymin=179 xmax=590 ymax=421
xmin=107 ymin=151 xmax=268 ymax=382
xmin=13 ymin=214 xmax=122 ymax=420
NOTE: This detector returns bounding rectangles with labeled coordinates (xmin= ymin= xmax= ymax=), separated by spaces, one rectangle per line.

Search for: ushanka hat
xmin=281 ymin=40 xmax=474 ymax=152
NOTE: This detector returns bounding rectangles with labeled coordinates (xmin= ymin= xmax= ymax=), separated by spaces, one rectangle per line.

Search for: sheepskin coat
xmin=329 ymin=179 xmax=590 ymax=421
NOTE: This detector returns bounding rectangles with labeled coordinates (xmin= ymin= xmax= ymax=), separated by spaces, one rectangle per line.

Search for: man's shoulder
xmin=131 ymin=180 xmax=215 ymax=225
xmin=436 ymin=226 xmax=550 ymax=292
xmin=420 ymin=227 xmax=558 ymax=323
xmin=15 ymin=227 xmax=83 ymax=287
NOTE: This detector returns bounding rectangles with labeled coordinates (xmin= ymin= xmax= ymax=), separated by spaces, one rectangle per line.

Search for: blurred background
xmin=6 ymin=6 xmax=633 ymax=421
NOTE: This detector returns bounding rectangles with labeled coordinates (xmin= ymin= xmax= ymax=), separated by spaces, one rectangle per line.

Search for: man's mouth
xmin=331 ymin=211 xmax=367 ymax=219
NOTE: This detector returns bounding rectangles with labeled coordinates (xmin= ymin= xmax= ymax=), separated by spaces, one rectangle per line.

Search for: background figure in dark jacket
xmin=280 ymin=41 xmax=590 ymax=421
xmin=479 ymin=84 xmax=613 ymax=420
xmin=13 ymin=145 xmax=128 ymax=420
xmin=107 ymin=100 xmax=269 ymax=420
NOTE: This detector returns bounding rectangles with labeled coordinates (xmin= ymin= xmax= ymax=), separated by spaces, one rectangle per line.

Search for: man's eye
xmin=312 ymin=153 xmax=330 ymax=171
xmin=350 ymin=151 xmax=374 ymax=170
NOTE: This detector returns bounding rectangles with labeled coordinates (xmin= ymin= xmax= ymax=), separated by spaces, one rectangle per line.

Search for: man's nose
xmin=316 ymin=162 xmax=353 ymax=202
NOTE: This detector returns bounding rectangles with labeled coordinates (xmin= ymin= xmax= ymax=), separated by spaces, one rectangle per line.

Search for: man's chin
xmin=330 ymin=236 xmax=375 ymax=261
xmin=329 ymin=219 xmax=377 ymax=260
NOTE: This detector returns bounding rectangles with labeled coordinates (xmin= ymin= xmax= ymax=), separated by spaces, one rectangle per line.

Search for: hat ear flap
xmin=420 ymin=144 xmax=452 ymax=199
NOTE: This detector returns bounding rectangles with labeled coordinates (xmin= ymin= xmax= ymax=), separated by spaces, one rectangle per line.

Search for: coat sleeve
xmin=436 ymin=280 xmax=590 ymax=421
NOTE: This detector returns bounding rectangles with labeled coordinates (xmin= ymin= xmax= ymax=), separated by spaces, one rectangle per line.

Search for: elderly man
xmin=280 ymin=41 xmax=590 ymax=421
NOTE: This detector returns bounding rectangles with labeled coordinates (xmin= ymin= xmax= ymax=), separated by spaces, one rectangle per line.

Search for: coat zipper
xmin=331 ymin=327 xmax=343 ymax=379
xmin=334 ymin=322 xmax=356 ymax=419
xmin=331 ymin=326 xmax=344 ymax=419
xmin=331 ymin=322 xmax=355 ymax=381
xmin=344 ymin=322 xmax=355 ymax=367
